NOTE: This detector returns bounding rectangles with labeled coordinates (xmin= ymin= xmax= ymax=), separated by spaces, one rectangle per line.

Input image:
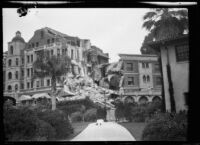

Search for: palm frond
xmin=142 ymin=20 xmax=156 ymax=31
xmin=143 ymin=11 xmax=157 ymax=20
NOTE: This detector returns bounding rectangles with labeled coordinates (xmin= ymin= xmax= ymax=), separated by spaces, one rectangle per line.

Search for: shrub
xmin=96 ymin=107 xmax=107 ymax=120
xmin=4 ymin=106 xmax=38 ymax=141
xmin=145 ymin=101 xmax=162 ymax=118
xmin=70 ymin=111 xmax=83 ymax=122
xmin=36 ymin=109 xmax=73 ymax=140
xmin=34 ymin=119 xmax=56 ymax=141
xmin=142 ymin=112 xmax=187 ymax=141
xmin=84 ymin=108 xmax=97 ymax=122
xmin=130 ymin=105 xmax=147 ymax=122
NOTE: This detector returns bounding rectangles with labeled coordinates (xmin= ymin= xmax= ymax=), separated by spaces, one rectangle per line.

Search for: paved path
xmin=71 ymin=121 xmax=136 ymax=141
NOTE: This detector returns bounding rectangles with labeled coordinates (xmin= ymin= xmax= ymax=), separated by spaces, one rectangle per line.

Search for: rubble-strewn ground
xmin=58 ymin=74 xmax=117 ymax=109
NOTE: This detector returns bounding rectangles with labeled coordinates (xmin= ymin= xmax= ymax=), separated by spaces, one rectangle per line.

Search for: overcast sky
xmin=3 ymin=8 xmax=150 ymax=62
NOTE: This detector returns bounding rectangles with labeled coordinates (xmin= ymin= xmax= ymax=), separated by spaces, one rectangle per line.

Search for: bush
xmin=84 ymin=108 xmax=97 ymax=122
xmin=70 ymin=111 xmax=83 ymax=122
xmin=4 ymin=106 xmax=38 ymax=141
xmin=131 ymin=105 xmax=147 ymax=122
xmin=142 ymin=111 xmax=187 ymax=141
xmin=36 ymin=109 xmax=73 ymax=140
xmin=34 ymin=119 xmax=56 ymax=141
xmin=96 ymin=107 xmax=107 ymax=120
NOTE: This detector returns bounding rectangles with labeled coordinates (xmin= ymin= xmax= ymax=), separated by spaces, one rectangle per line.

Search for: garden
xmin=114 ymin=100 xmax=188 ymax=141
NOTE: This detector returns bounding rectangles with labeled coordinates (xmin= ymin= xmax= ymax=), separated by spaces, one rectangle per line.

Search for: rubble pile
xmin=57 ymin=74 xmax=117 ymax=109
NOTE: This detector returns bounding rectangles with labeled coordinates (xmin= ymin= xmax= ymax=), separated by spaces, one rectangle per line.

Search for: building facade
xmin=118 ymin=54 xmax=162 ymax=104
xmin=148 ymin=35 xmax=189 ymax=112
xmin=3 ymin=27 xmax=109 ymax=101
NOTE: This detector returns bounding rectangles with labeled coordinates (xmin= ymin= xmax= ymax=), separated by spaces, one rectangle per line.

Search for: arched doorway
xmin=152 ymin=96 xmax=161 ymax=102
xmin=4 ymin=96 xmax=16 ymax=106
xmin=124 ymin=96 xmax=134 ymax=104
xmin=139 ymin=96 xmax=148 ymax=104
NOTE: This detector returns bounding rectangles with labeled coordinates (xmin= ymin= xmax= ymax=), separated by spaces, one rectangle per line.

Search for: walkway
xmin=71 ymin=121 xmax=136 ymax=141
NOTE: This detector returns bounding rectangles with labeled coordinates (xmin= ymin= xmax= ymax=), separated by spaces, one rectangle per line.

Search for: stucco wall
xmin=161 ymin=45 xmax=189 ymax=112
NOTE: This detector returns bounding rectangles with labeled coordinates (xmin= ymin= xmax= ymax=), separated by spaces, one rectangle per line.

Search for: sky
xmin=3 ymin=8 xmax=150 ymax=63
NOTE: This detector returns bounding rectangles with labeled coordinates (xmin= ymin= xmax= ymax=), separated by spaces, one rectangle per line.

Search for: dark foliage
xmin=142 ymin=111 xmax=187 ymax=141
xmin=36 ymin=109 xmax=73 ymax=139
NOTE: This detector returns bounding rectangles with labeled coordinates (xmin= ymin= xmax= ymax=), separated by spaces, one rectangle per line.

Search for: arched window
xmin=143 ymin=75 xmax=146 ymax=83
xmin=16 ymin=58 xmax=19 ymax=66
xmin=10 ymin=46 xmax=13 ymax=55
xmin=147 ymin=75 xmax=150 ymax=82
xmin=142 ymin=62 xmax=145 ymax=68
xmin=8 ymin=72 xmax=12 ymax=80
xmin=7 ymin=85 xmax=12 ymax=92
xmin=15 ymin=71 xmax=18 ymax=79
xmin=146 ymin=63 xmax=149 ymax=68
xmin=8 ymin=59 xmax=12 ymax=67
xmin=15 ymin=84 xmax=18 ymax=91
xmin=139 ymin=96 xmax=148 ymax=104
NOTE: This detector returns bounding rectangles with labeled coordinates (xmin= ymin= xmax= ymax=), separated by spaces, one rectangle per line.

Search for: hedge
xmin=142 ymin=111 xmax=187 ymax=141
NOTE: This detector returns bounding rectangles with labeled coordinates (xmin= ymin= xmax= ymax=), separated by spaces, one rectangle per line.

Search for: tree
xmin=33 ymin=50 xmax=71 ymax=110
xmin=141 ymin=8 xmax=188 ymax=54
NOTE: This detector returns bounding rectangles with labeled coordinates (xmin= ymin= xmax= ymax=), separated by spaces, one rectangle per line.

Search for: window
xmin=27 ymin=68 xmax=30 ymax=77
xmin=31 ymin=81 xmax=34 ymax=88
xmin=47 ymin=79 xmax=50 ymax=86
xmin=16 ymin=58 xmax=19 ymax=66
xmin=57 ymin=48 xmax=60 ymax=56
xmin=146 ymin=63 xmax=149 ymax=68
xmin=127 ymin=77 xmax=134 ymax=86
xmin=21 ymin=83 xmax=24 ymax=89
xmin=36 ymin=81 xmax=40 ymax=88
xmin=8 ymin=72 xmax=12 ymax=80
xmin=8 ymin=59 xmax=12 ymax=66
xmin=47 ymin=39 xmax=50 ymax=44
xmin=143 ymin=75 xmax=146 ymax=83
xmin=31 ymin=55 xmax=33 ymax=62
xmin=51 ymin=50 xmax=54 ymax=56
xmin=52 ymin=38 xmax=54 ymax=43
xmin=27 ymin=82 xmax=30 ymax=89
xmin=8 ymin=85 xmax=12 ymax=92
xmin=142 ymin=63 xmax=145 ymax=68
xmin=62 ymin=49 xmax=65 ymax=55
xmin=28 ymin=44 xmax=31 ymax=48
xmin=15 ymin=71 xmax=18 ymax=79
xmin=15 ymin=84 xmax=18 ymax=91
xmin=176 ymin=45 xmax=189 ymax=62
xmin=36 ymin=42 xmax=39 ymax=47
xmin=10 ymin=46 xmax=13 ymax=55
xmin=21 ymin=70 xmax=24 ymax=77
xmin=65 ymin=48 xmax=68 ymax=55
xmin=156 ymin=77 xmax=162 ymax=86
xmin=32 ymin=43 xmax=35 ymax=48
xmin=154 ymin=63 xmax=160 ymax=72
xmin=31 ymin=68 xmax=33 ymax=77
xmin=71 ymin=50 xmax=74 ymax=59
xmin=21 ymin=58 xmax=24 ymax=65
xmin=41 ymin=79 xmax=44 ymax=87
xmin=127 ymin=63 xmax=133 ymax=71
xmin=147 ymin=75 xmax=150 ymax=82
xmin=27 ymin=55 xmax=30 ymax=63
xmin=41 ymin=31 xmax=44 ymax=39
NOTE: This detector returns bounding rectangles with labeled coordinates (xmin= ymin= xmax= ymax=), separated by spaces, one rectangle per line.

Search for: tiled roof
xmin=146 ymin=34 xmax=189 ymax=48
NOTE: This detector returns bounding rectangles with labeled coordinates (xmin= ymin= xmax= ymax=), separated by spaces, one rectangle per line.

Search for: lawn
xmin=118 ymin=122 xmax=146 ymax=141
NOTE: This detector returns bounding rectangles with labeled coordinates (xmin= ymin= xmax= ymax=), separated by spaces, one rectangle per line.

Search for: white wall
xmin=161 ymin=45 xmax=189 ymax=112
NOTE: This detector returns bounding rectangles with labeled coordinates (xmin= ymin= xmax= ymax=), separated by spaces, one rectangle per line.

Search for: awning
xmin=32 ymin=93 xmax=51 ymax=99
xmin=19 ymin=95 xmax=33 ymax=101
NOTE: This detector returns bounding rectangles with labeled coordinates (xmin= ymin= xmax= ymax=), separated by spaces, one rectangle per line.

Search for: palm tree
xmin=142 ymin=8 xmax=188 ymax=113
xmin=142 ymin=8 xmax=188 ymax=41
xmin=33 ymin=50 xmax=71 ymax=110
